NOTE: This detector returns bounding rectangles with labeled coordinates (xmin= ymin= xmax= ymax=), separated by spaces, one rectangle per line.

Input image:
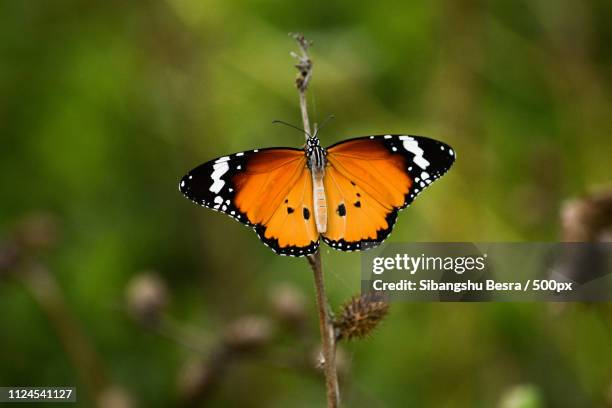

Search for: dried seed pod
xmin=223 ymin=315 xmax=274 ymax=351
xmin=177 ymin=358 xmax=216 ymax=401
xmin=561 ymin=190 xmax=612 ymax=242
xmin=125 ymin=272 xmax=168 ymax=325
xmin=334 ymin=292 xmax=389 ymax=341
xmin=97 ymin=386 xmax=134 ymax=408
xmin=269 ymin=282 xmax=307 ymax=323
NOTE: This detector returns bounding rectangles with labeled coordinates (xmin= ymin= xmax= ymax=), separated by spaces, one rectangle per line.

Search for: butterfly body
xmin=180 ymin=134 xmax=455 ymax=256
xmin=306 ymin=136 xmax=329 ymax=233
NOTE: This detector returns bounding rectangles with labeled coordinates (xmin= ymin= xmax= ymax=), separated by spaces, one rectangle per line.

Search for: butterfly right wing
xmin=179 ymin=147 xmax=319 ymax=256
xmin=321 ymin=135 xmax=455 ymax=251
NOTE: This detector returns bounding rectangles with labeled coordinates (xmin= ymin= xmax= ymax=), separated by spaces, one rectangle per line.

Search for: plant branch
xmin=291 ymin=33 xmax=314 ymax=139
xmin=291 ymin=33 xmax=340 ymax=407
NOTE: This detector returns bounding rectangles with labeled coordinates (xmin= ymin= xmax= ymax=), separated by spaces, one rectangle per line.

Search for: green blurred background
xmin=1 ymin=0 xmax=611 ymax=406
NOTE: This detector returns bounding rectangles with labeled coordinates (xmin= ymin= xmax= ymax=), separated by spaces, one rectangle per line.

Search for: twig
xmin=2 ymin=215 xmax=115 ymax=406
xmin=291 ymin=33 xmax=340 ymax=407
xmin=21 ymin=261 xmax=108 ymax=400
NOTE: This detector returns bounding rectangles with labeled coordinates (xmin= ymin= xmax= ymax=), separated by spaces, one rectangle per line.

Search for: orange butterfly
xmin=179 ymin=134 xmax=455 ymax=256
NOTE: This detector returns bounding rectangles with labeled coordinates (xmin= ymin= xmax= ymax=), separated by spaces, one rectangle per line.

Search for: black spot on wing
xmin=303 ymin=207 xmax=310 ymax=220
xmin=287 ymin=207 xmax=295 ymax=214
xmin=353 ymin=201 xmax=361 ymax=208
xmin=336 ymin=203 xmax=346 ymax=217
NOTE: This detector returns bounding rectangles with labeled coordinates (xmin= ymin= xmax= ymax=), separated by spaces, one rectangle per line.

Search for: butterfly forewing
xmin=179 ymin=147 xmax=319 ymax=256
xmin=322 ymin=135 xmax=455 ymax=251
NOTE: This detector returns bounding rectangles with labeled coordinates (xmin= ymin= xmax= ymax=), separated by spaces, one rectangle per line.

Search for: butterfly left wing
xmin=322 ymin=135 xmax=455 ymax=251
xmin=179 ymin=148 xmax=319 ymax=256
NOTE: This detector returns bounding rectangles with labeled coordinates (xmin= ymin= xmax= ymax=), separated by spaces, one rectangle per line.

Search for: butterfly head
xmin=306 ymin=134 xmax=320 ymax=148
xmin=306 ymin=135 xmax=327 ymax=172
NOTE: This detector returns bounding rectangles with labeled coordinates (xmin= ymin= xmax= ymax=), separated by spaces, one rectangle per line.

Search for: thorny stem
xmin=292 ymin=33 xmax=340 ymax=408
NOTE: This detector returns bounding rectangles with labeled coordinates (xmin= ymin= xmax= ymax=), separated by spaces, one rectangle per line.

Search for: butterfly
xmin=179 ymin=134 xmax=455 ymax=256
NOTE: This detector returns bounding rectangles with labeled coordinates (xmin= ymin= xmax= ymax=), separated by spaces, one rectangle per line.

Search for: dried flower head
xmin=97 ymin=386 xmax=134 ymax=408
xmin=334 ymin=292 xmax=389 ymax=341
xmin=125 ymin=272 xmax=168 ymax=325
xmin=269 ymin=282 xmax=307 ymax=323
xmin=177 ymin=358 xmax=215 ymax=401
xmin=223 ymin=315 xmax=273 ymax=351
xmin=561 ymin=190 xmax=612 ymax=242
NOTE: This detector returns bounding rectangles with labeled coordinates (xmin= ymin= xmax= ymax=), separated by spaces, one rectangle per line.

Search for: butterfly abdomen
xmin=312 ymin=171 xmax=327 ymax=234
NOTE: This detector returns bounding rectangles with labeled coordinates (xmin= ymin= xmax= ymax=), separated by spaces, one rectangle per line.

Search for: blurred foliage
xmin=1 ymin=0 xmax=612 ymax=406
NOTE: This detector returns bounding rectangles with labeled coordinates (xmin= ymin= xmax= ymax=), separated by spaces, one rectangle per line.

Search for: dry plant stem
xmin=292 ymin=33 xmax=340 ymax=407
xmin=21 ymin=261 xmax=108 ymax=402
xmin=307 ymin=252 xmax=339 ymax=407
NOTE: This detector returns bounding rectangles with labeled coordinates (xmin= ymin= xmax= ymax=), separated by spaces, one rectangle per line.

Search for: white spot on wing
xmin=399 ymin=136 xmax=430 ymax=169
xmin=215 ymin=156 xmax=230 ymax=163
xmin=210 ymin=162 xmax=229 ymax=193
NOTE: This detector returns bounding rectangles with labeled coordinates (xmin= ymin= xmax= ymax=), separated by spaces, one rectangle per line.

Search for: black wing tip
xmin=179 ymin=172 xmax=205 ymax=205
xmin=178 ymin=173 xmax=190 ymax=195
xmin=403 ymin=134 xmax=456 ymax=171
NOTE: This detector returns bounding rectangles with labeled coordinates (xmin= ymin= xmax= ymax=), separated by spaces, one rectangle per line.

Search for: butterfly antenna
xmin=313 ymin=114 xmax=335 ymax=138
xmin=272 ymin=120 xmax=312 ymax=138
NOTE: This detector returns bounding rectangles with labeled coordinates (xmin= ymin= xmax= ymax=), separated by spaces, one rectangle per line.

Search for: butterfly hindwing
xmin=179 ymin=147 xmax=319 ymax=256
xmin=322 ymin=135 xmax=455 ymax=251
xmin=322 ymin=164 xmax=400 ymax=251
